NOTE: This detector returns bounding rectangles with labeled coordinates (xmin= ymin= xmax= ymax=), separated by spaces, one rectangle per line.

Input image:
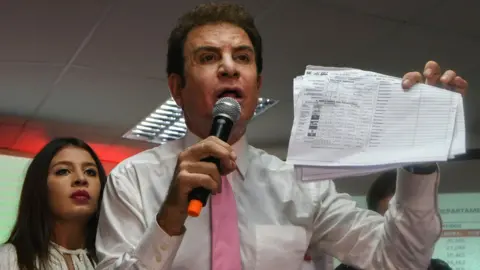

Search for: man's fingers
xmin=183 ymin=139 xmax=236 ymax=163
xmin=423 ymin=61 xmax=441 ymax=85
xmin=402 ymin=71 xmax=423 ymax=89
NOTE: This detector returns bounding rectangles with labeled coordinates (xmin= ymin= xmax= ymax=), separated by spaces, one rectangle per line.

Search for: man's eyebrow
xmin=234 ymin=45 xmax=254 ymax=53
xmin=192 ymin=45 xmax=254 ymax=54
xmin=193 ymin=46 xmax=220 ymax=54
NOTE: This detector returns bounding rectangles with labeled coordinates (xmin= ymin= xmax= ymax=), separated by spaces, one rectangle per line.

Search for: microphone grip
xmin=187 ymin=115 xmax=234 ymax=217
xmin=187 ymin=156 xmax=220 ymax=217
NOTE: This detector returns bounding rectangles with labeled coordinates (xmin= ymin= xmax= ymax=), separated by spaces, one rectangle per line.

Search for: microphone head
xmin=213 ymin=97 xmax=241 ymax=123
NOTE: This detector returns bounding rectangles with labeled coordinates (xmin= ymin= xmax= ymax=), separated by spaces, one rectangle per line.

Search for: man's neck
xmin=51 ymin=220 xmax=87 ymax=250
xmin=227 ymin=127 xmax=245 ymax=145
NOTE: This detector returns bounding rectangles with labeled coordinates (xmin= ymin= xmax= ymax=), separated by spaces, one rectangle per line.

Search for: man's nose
xmin=218 ymin=56 xmax=239 ymax=78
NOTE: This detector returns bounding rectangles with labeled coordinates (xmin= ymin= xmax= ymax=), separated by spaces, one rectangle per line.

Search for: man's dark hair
xmin=166 ymin=2 xmax=263 ymax=84
xmin=428 ymin=258 xmax=453 ymax=270
xmin=366 ymin=170 xmax=397 ymax=212
xmin=335 ymin=258 xmax=453 ymax=270
xmin=334 ymin=264 xmax=357 ymax=270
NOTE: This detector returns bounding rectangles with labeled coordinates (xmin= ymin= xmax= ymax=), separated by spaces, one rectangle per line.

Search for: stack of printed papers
xmin=286 ymin=66 xmax=466 ymax=181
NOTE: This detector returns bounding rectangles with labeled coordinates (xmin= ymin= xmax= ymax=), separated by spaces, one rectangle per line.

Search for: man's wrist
xmin=403 ymin=163 xmax=438 ymax=175
xmin=157 ymin=205 xmax=187 ymax=236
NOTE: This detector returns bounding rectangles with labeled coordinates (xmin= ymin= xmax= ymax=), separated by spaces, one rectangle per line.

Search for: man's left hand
xmin=400 ymin=60 xmax=468 ymax=174
xmin=401 ymin=60 xmax=468 ymax=96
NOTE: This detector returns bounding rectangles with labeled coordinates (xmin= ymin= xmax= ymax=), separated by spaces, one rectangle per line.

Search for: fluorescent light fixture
xmin=123 ymin=97 xmax=278 ymax=144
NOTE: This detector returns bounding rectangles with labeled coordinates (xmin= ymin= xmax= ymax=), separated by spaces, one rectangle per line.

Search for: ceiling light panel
xmin=123 ymin=97 xmax=278 ymax=144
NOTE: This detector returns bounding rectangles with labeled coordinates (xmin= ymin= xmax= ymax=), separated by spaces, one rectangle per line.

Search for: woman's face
xmin=47 ymin=146 xmax=101 ymax=222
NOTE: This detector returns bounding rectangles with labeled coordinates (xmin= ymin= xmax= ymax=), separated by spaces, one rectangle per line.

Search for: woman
xmin=0 ymin=137 xmax=107 ymax=269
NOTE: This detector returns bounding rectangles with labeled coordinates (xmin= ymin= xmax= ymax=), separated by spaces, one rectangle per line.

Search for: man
xmin=335 ymin=170 xmax=453 ymax=270
xmin=95 ymin=3 xmax=468 ymax=269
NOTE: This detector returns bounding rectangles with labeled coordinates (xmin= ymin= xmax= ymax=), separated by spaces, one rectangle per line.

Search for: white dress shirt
xmin=96 ymin=132 xmax=442 ymax=270
xmin=0 ymin=242 xmax=95 ymax=269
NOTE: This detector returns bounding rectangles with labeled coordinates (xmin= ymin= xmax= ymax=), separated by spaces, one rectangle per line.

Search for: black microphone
xmin=187 ymin=97 xmax=241 ymax=217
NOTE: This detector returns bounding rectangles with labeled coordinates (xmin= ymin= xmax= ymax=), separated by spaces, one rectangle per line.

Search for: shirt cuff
xmin=132 ymin=219 xmax=184 ymax=268
xmin=403 ymin=163 xmax=438 ymax=175
xmin=395 ymin=166 xmax=440 ymax=211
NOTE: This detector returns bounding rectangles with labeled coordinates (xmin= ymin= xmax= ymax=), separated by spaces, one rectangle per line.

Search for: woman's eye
xmin=85 ymin=169 xmax=97 ymax=177
xmin=55 ymin=169 xmax=69 ymax=176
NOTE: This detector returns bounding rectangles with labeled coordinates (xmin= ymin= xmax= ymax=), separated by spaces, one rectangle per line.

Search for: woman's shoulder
xmin=0 ymin=243 xmax=17 ymax=256
xmin=0 ymin=243 xmax=19 ymax=268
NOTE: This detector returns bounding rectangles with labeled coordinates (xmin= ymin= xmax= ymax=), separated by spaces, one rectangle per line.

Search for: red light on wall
xmin=0 ymin=124 xmax=146 ymax=172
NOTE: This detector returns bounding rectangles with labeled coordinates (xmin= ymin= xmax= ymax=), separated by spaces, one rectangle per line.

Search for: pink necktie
xmin=210 ymin=176 xmax=242 ymax=270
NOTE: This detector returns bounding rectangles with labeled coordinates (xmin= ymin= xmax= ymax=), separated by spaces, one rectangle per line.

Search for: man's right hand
xmin=156 ymin=136 xmax=237 ymax=235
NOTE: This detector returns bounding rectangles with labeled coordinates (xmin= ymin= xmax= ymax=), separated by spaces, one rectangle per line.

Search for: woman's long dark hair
xmin=5 ymin=137 xmax=107 ymax=270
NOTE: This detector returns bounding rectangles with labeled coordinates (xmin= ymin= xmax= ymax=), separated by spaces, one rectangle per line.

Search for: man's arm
xmin=95 ymin=136 xmax=237 ymax=269
xmin=309 ymin=167 xmax=441 ymax=269
xmin=95 ymin=170 xmax=184 ymax=269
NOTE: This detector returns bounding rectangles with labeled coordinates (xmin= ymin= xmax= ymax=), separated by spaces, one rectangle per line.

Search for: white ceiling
xmin=0 ymin=0 xmax=479 ymax=153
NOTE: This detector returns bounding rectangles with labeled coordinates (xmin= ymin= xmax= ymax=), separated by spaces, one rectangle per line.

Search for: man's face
xmin=168 ymin=23 xmax=261 ymax=143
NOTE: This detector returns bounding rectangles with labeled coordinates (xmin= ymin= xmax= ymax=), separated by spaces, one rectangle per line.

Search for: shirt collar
xmin=183 ymin=131 xmax=249 ymax=179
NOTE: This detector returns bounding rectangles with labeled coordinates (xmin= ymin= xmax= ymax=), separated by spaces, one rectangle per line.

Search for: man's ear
xmin=254 ymin=75 xmax=262 ymax=100
xmin=256 ymin=75 xmax=263 ymax=93
xmin=168 ymin=73 xmax=183 ymax=107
